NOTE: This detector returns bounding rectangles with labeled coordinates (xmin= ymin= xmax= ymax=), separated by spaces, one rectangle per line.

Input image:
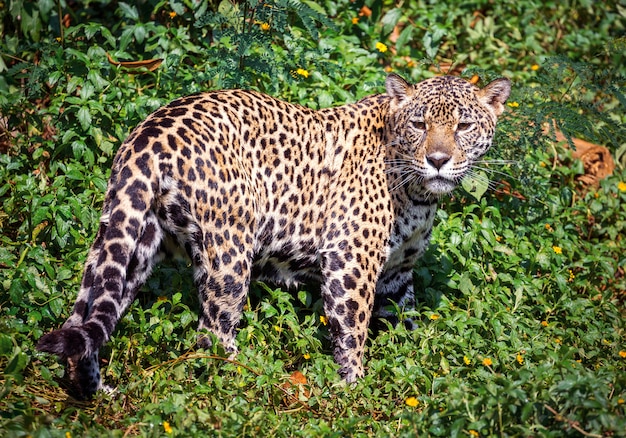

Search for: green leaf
xmin=180 ymin=310 xmax=194 ymax=329
xmin=171 ymin=1 xmax=186 ymax=16
xmin=462 ymin=171 xmax=489 ymax=201
xmin=297 ymin=290 xmax=310 ymax=306
xmin=134 ymin=25 xmax=147 ymax=44
xmin=5 ymin=347 xmax=29 ymax=377
xmin=87 ymin=70 xmax=109 ymax=90
xmin=395 ymin=26 xmax=414 ymax=52
xmin=118 ymin=2 xmax=139 ymax=20
xmin=55 ymin=268 xmax=73 ymax=281
xmin=77 ymin=107 xmax=92 ymax=131
xmin=0 ymin=333 xmax=12 ymax=356
xmin=380 ymin=8 xmax=402 ymax=35
xmin=317 ymin=90 xmax=334 ymax=109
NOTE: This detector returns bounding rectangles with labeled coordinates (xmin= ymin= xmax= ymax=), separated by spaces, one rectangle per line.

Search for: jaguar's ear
xmin=386 ymin=74 xmax=413 ymax=104
xmin=477 ymin=78 xmax=511 ymax=117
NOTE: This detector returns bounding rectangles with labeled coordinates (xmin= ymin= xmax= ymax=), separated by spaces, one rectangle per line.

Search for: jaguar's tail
xmin=37 ymin=325 xmax=97 ymax=359
xmin=37 ymin=152 xmax=164 ymax=362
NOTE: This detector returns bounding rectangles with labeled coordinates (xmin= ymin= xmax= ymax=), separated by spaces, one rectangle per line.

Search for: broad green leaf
xmin=134 ymin=25 xmax=147 ymax=44
xmin=395 ymin=26 xmax=413 ymax=52
xmin=462 ymin=171 xmax=489 ymax=201
xmin=380 ymin=8 xmax=402 ymax=35
xmin=77 ymin=107 xmax=92 ymax=131
xmin=118 ymin=2 xmax=139 ymax=20
xmin=5 ymin=348 xmax=29 ymax=377
xmin=0 ymin=333 xmax=13 ymax=355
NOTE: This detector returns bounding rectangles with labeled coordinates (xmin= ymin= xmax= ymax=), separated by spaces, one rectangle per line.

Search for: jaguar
xmin=38 ymin=73 xmax=510 ymax=399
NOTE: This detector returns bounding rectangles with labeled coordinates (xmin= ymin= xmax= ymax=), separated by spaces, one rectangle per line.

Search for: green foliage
xmin=1 ymin=0 xmax=625 ymax=436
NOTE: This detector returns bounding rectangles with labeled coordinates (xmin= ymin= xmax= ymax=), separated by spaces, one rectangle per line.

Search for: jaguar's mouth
xmin=425 ymin=176 xmax=457 ymax=195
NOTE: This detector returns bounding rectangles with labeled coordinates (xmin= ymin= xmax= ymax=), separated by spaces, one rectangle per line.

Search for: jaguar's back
xmin=38 ymin=74 xmax=510 ymax=398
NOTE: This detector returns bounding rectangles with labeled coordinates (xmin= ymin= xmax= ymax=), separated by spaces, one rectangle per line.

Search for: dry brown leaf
xmin=359 ymin=6 xmax=372 ymax=17
xmin=281 ymin=371 xmax=310 ymax=406
xmin=548 ymin=123 xmax=615 ymax=188
xmin=106 ymin=53 xmax=163 ymax=72
xmin=288 ymin=371 xmax=307 ymax=385
xmin=428 ymin=63 xmax=467 ymax=76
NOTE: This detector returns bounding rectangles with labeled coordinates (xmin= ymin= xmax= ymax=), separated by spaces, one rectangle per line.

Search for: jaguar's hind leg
xmin=155 ymin=188 xmax=255 ymax=355
xmin=123 ymin=210 xmax=167 ymax=303
xmin=195 ymin=266 xmax=252 ymax=354
xmin=192 ymin=230 xmax=253 ymax=355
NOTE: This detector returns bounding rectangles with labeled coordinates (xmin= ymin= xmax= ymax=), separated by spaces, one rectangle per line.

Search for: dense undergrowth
xmin=1 ymin=0 xmax=625 ymax=436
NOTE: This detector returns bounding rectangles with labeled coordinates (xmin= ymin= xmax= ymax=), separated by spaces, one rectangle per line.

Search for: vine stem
xmin=57 ymin=0 xmax=64 ymax=44
xmin=543 ymin=404 xmax=603 ymax=438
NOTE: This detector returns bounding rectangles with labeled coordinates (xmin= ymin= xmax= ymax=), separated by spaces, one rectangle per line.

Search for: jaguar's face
xmin=386 ymin=74 xmax=511 ymax=196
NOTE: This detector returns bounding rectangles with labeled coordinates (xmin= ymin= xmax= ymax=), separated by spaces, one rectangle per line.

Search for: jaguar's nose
xmin=426 ymin=152 xmax=451 ymax=170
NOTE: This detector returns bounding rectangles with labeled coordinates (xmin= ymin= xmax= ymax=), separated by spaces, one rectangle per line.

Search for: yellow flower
xmin=618 ymin=398 xmax=625 ymax=405
xmin=495 ymin=235 xmax=502 ymax=242
xmin=545 ymin=223 xmax=553 ymax=231
xmin=351 ymin=17 xmax=359 ymax=24
xmin=568 ymin=269 xmax=575 ymax=282
xmin=469 ymin=430 xmax=480 ymax=437
xmin=169 ymin=11 xmax=177 ymax=18
xmin=618 ymin=181 xmax=626 ymax=192
xmin=482 ymin=357 xmax=493 ymax=366
xmin=384 ymin=66 xmax=393 ymax=73
xmin=463 ymin=355 xmax=471 ymax=365
xmin=303 ymin=353 xmax=311 ymax=360
xmin=319 ymin=315 xmax=328 ymax=325
xmin=531 ymin=64 xmax=540 ymax=71
xmin=296 ymin=68 xmax=309 ymax=78
xmin=274 ymin=325 xmax=282 ymax=333
xmin=405 ymin=396 xmax=419 ymax=407
xmin=541 ymin=320 xmax=548 ymax=327
xmin=552 ymin=246 xmax=562 ymax=254
xmin=66 ymin=432 xmax=72 ymax=438
xmin=260 ymin=22 xmax=270 ymax=31
xmin=375 ymin=42 xmax=388 ymax=53
xmin=507 ymin=101 xmax=520 ymax=108
xmin=429 ymin=314 xmax=440 ymax=320
xmin=163 ymin=421 xmax=173 ymax=434
xmin=555 ymin=338 xmax=562 ymax=345
xmin=619 ymin=351 xmax=626 ymax=358
xmin=516 ymin=353 xmax=524 ymax=365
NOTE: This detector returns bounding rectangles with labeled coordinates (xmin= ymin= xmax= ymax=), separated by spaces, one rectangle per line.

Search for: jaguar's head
xmin=385 ymin=74 xmax=511 ymax=196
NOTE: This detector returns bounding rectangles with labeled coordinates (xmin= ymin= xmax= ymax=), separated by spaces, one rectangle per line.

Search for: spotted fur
xmin=37 ymin=74 xmax=510 ymax=398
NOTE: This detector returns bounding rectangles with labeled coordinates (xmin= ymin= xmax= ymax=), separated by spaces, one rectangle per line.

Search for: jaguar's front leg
xmin=192 ymin=226 xmax=254 ymax=355
xmin=321 ymin=251 xmax=380 ymax=382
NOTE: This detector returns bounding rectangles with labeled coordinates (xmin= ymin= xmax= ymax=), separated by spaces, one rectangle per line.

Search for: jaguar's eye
xmin=457 ymin=122 xmax=473 ymax=132
xmin=412 ymin=121 xmax=426 ymax=131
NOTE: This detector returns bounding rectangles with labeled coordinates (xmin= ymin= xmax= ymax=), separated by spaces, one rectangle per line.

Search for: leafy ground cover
xmin=1 ymin=0 xmax=625 ymax=436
